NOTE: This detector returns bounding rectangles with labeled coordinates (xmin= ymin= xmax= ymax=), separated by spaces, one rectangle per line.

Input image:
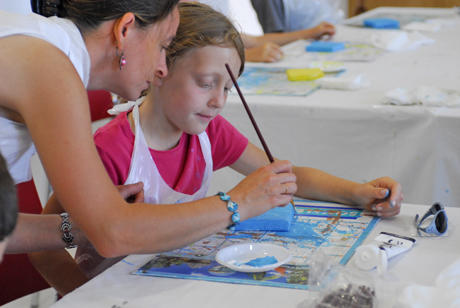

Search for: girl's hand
xmin=228 ymin=160 xmax=297 ymax=219
xmin=353 ymin=177 xmax=403 ymax=218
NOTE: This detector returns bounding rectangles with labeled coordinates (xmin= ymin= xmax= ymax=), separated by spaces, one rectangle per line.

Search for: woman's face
xmin=115 ymin=7 xmax=180 ymax=101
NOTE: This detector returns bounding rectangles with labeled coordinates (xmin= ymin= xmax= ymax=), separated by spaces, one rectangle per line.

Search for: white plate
xmin=215 ymin=243 xmax=291 ymax=273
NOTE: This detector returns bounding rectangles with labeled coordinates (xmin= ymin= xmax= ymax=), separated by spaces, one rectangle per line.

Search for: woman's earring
xmin=116 ymin=48 xmax=127 ymax=70
xmin=119 ymin=52 xmax=127 ymax=70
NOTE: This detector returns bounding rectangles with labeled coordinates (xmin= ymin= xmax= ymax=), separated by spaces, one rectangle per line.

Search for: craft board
xmin=133 ymin=199 xmax=379 ymax=290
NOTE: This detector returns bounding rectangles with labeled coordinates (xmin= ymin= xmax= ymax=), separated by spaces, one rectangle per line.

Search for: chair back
xmin=0 ymin=180 xmax=50 ymax=305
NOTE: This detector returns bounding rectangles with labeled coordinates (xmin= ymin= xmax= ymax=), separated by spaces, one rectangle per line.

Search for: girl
xmin=33 ymin=2 xmax=402 ymax=295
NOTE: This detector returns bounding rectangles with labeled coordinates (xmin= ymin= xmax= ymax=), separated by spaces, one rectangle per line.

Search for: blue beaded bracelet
xmin=217 ymin=192 xmax=240 ymax=231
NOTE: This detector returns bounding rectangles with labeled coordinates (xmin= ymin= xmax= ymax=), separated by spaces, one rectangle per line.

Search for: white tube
xmin=375 ymin=232 xmax=416 ymax=259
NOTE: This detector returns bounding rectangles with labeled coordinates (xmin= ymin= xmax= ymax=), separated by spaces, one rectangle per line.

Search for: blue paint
xmin=275 ymin=220 xmax=326 ymax=246
xmin=244 ymin=256 xmax=278 ymax=267
xmin=306 ymin=41 xmax=345 ymax=52
xmin=235 ymin=203 xmax=295 ymax=232
xmin=363 ymin=18 xmax=400 ymax=29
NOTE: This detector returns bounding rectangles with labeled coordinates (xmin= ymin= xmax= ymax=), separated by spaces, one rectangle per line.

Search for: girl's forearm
xmin=293 ymin=166 xmax=359 ymax=205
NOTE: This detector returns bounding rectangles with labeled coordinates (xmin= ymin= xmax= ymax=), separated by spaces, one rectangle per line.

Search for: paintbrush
xmin=225 ymin=63 xmax=296 ymax=210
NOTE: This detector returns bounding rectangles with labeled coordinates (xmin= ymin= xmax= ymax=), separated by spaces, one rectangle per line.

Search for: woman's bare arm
xmin=0 ymin=36 xmax=295 ymax=257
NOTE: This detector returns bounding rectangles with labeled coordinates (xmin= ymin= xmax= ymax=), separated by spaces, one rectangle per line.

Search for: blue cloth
xmin=306 ymin=41 xmax=345 ymax=52
xmin=363 ymin=18 xmax=400 ymax=29
xmin=235 ymin=203 xmax=295 ymax=232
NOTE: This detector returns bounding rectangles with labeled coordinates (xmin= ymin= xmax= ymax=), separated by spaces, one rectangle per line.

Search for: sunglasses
xmin=414 ymin=203 xmax=448 ymax=236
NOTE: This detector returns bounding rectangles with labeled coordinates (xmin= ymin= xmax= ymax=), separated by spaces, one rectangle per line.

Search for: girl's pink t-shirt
xmin=94 ymin=113 xmax=248 ymax=194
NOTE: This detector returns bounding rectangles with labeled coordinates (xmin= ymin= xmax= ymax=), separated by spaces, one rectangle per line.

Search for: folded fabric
xmin=383 ymin=86 xmax=460 ymax=107
xmin=397 ymin=258 xmax=460 ymax=308
xmin=403 ymin=21 xmax=441 ymax=32
xmin=235 ymin=203 xmax=295 ymax=232
xmin=317 ymin=73 xmax=369 ymax=90
xmin=363 ymin=18 xmax=400 ymax=29
xmin=306 ymin=41 xmax=345 ymax=52
xmin=370 ymin=30 xmax=434 ymax=51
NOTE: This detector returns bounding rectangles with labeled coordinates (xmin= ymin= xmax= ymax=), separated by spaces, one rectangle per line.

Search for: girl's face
xmin=156 ymin=45 xmax=241 ymax=135
xmin=116 ymin=7 xmax=180 ymax=101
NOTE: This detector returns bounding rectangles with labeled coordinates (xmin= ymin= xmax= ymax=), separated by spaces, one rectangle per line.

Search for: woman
xmin=0 ymin=0 xmax=302 ymax=258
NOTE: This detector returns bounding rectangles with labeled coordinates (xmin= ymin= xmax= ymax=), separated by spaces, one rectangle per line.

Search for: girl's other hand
xmin=354 ymin=177 xmax=403 ymax=218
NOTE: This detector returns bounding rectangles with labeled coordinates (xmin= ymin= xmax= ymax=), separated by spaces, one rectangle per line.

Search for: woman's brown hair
xmin=167 ymin=2 xmax=245 ymax=76
xmin=32 ymin=0 xmax=179 ymax=34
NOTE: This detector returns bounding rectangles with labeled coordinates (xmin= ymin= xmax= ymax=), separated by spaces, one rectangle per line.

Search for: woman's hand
xmin=353 ymin=177 xmax=403 ymax=218
xmin=228 ymin=160 xmax=297 ymax=219
xmin=116 ymin=182 xmax=144 ymax=203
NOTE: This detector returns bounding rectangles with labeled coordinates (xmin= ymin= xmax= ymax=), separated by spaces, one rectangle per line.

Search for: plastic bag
xmin=283 ymin=0 xmax=345 ymax=31
xmin=299 ymin=266 xmax=378 ymax=308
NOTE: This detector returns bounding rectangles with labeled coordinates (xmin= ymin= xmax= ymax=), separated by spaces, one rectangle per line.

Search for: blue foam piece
xmin=306 ymin=41 xmax=345 ymax=52
xmin=363 ymin=18 xmax=400 ymax=29
xmin=235 ymin=203 xmax=295 ymax=232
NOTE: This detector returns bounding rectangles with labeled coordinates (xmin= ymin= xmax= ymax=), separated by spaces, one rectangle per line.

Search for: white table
xmin=208 ymin=7 xmax=460 ymax=207
xmin=51 ymin=203 xmax=459 ymax=308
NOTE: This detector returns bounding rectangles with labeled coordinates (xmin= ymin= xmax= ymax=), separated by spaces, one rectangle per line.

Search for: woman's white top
xmin=0 ymin=10 xmax=91 ymax=183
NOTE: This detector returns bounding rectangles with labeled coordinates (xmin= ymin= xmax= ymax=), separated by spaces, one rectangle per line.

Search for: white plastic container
xmin=354 ymin=232 xmax=416 ymax=273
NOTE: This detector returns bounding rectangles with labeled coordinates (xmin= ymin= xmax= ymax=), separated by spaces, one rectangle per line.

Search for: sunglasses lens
xmin=435 ymin=211 xmax=447 ymax=234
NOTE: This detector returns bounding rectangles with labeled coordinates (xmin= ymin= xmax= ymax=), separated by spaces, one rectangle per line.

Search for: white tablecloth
xmin=209 ymin=7 xmax=460 ymax=207
xmin=51 ymin=203 xmax=460 ymax=308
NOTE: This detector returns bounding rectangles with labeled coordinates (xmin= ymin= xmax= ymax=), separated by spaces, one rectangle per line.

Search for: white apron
xmin=76 ymin=105 xmax=213 ymax=278
xmin=124 ymin=104 xmax=213 ymax=204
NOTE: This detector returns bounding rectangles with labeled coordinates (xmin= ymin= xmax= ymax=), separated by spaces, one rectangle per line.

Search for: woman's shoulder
xmin=0 ymin=11 xmax=90 ymax=86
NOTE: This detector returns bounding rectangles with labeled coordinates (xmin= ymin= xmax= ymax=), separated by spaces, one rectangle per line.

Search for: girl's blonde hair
xmin=167 ymin=2 xmax=245 ymax=76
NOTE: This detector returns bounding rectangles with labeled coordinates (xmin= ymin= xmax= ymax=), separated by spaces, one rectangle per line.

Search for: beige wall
xmin=349 ymin=0 xmax=460 ymax=16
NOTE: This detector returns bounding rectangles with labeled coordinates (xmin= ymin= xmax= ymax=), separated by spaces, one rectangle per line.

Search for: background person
xmin=194 ymin=0 xmax=336 ymax=62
